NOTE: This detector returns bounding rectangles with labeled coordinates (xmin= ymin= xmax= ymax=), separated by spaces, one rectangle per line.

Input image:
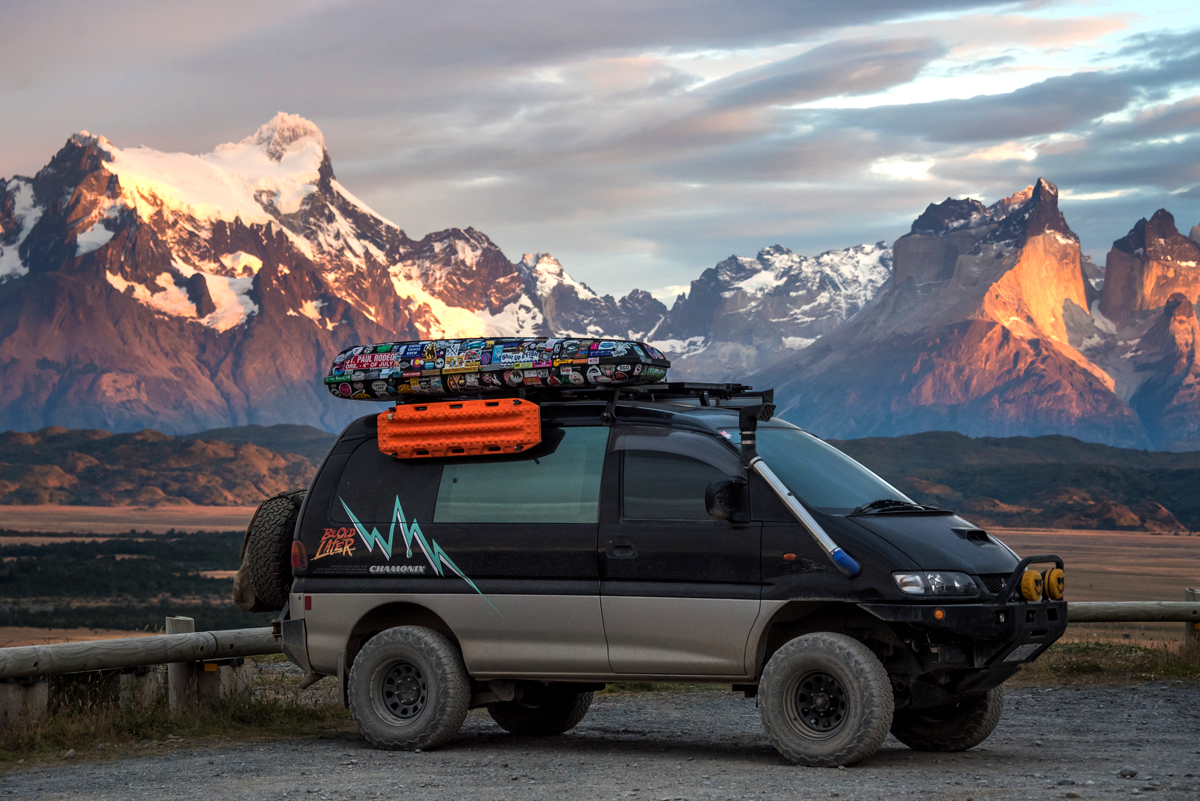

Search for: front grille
xmin=980 ymin=574 xmax=1009 ymax=594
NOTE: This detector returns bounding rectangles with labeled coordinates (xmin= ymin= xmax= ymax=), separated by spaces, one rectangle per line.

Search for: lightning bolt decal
xmin=340 ymin=496 xmax=500 ymax=615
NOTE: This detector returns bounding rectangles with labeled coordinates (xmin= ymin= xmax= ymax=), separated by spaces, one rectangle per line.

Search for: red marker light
xmin=783 ymin=553 xmax=797 ymax=561
xmin=291 ymin=540 xmax=308 ymax=570
xmin=304 ymin=595 xmax=312 ymax=612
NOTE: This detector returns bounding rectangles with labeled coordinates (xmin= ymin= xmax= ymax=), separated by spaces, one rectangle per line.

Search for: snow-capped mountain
xmin=753 ymin=180 xmax=1200 ymax=449
xmin=651 ymin=243 xmax=892 ymax=380
xmin=9 ymin=116 xmax=1193 ymax=448
xmin=0 ymin=113 xmax=892 ymax=434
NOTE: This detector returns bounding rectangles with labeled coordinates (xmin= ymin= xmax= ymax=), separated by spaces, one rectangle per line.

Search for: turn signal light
xmin=1019 ymin=569 xmax=1044 ymax=601
xmin=1043 ymin=567 xmax=1065 ymax=600
xmin=291 ymin=540 xmax=308 ymax=570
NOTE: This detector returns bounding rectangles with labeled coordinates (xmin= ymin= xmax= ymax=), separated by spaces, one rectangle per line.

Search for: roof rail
xmin=384 ymin=381 xmax=772 ymax=408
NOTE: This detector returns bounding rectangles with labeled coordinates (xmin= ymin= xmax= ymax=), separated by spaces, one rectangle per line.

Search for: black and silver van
xmin=244 ymin=382 xmax=1067 ymax=767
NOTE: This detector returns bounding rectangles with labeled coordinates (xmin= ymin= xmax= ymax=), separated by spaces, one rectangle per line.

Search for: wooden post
xmin=165 ymin=616 xmax=197 ymax=717
xmin=1186 ymin=589 xmax=1200 ymax=664
xmin=196 ymin=659 xmax=252 ymax=706
xmin=118 ymin=667 xmax=161 ymax=710
xmin=0 ymin=679 xmax=48 ymax=727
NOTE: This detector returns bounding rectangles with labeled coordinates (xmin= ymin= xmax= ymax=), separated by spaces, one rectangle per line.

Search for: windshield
xmin=755 ymin=425 xmax=913 ymax=515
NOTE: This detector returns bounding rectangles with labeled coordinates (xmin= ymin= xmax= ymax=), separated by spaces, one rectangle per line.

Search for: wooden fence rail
xmin=0 ymin=601 xmax=1197 ymax=683
xmin=1068 ymin=601 xmax=1200 ymax=624
xmin=0 ymin=626 xmax=280 ymax=681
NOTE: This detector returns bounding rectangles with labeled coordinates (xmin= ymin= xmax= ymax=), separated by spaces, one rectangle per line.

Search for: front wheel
xmin=890 ymin=687 xmax=1004 ymax=752
xmin=347 ymin=626 xmax=471 ymax=751
xmin=758 ymin=632 xmax=894 ymax=767
xmin=488 ymin=685 xmax=593 ymax=736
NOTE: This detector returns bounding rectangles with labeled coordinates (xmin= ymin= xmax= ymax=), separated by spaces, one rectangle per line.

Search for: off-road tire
xmin=488 ymin=686 xmax=593 ymax=736
xmin=242 ymin=489 xmax=305 ymax=612
xmin=890 ymin=687 xmax=1004 ymax=752
xmin=759 ymin=632 xmax=894 ymax=767
xmin=348 ymin=626 xmax=471 ymax=751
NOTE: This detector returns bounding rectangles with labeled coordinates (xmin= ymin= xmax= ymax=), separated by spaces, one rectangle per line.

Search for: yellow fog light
xmin=1020 ymin=570 xmax=1044 ymax=601
xmin=1043 ymin=568 xmax=1065 ymax=600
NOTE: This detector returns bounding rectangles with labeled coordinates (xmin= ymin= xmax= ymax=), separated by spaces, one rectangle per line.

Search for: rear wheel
xmin=488 ymin=685 xmax=593 ymax=736
xmin=890 ymin=687 xmax=1004 ymax=752
xmin=758 ymin=632 xmax=894 ymax=767
xmin=348 ymin=626 xmax=471 ymax=751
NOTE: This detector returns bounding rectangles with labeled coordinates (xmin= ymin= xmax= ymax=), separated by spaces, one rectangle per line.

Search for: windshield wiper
xmin=850 ymin=498 xmax=939 ymax=516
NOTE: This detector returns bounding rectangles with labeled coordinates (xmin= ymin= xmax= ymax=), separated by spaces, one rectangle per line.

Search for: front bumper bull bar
xmin=860 ymin=554 xmax=1069 ymax=667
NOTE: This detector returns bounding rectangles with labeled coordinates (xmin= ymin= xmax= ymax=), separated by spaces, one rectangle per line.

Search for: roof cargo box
xmin=325 ymin=337 xmax=670 ymax=400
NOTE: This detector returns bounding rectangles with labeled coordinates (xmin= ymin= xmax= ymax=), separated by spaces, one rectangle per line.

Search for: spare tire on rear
xmin=233 ymin=488 xmax=306 ymax=612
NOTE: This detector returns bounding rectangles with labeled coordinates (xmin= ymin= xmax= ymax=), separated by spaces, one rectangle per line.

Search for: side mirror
xmin=706 ymin=478 xmax=748 ymax=523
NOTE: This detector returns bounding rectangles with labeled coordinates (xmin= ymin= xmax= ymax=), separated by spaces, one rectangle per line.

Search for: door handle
xmin=606 ymin=537 xmax=638 ymax=558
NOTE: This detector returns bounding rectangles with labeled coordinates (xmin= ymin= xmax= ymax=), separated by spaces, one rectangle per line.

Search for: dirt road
xmin=5 ymin=683 xmax=1198 ymax=800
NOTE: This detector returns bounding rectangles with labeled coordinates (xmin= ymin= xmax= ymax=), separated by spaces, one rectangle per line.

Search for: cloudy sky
xmin=2 ymin=0 xmax=1199 ymax=298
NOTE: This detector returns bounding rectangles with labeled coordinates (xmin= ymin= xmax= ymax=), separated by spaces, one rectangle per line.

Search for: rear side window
xmin=623 ymin=450 xmax=732 ymax=520
xmin=332 ymin=442 xmax=442 ymax=524
xmin=433 ymin=426 xmax=608 ymax=524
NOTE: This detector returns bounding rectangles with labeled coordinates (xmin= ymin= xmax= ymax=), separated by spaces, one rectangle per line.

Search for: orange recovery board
xmin=377 ymin=398 xmax=542 ymax=459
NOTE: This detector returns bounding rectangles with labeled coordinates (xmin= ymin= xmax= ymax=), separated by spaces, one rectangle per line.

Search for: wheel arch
xmin=345 ymin=601 xmax=462 ymax=674
xmin=752 ymin=601 xmax=905 ymax=677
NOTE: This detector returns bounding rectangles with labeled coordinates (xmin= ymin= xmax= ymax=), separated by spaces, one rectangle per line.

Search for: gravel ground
xmin=3 ymin=683 xmax=1199 ymax=800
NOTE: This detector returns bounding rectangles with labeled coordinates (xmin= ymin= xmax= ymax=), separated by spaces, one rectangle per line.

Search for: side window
xmin=332 ymin=442 xmax=442 ymax=524
xmin=433 ymin=426 xmax=607 ymax=524
xmin=623 ymin=450 xmax=732 ymax=521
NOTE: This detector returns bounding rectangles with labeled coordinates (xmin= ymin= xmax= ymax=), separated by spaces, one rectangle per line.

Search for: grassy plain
xmin=0 ymin=505 xmax=258 ymax=534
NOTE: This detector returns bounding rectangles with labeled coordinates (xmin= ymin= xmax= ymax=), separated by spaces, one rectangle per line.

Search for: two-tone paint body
xmin=283 ymin=399 xmax=1066 ymax=709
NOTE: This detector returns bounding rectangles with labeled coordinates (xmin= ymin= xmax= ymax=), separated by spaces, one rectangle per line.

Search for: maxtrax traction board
xmin=378 ymin=398 xmax=541 ymax=459
xmin=327 ymin=337 xmax=670 ymax=400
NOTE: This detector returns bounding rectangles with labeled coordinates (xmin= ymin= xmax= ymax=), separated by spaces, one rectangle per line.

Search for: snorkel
xmin=739 ymin=404 xmax=862 ymax=578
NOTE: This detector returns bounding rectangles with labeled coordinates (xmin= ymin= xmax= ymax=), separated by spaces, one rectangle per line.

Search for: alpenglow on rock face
xmin=750 ymin=179 xmax=1200 ymax=449
xmin=0 ymin=114 xmax=889 ymax=434
xmin=3 ymin=118 xmax=1197 ymax=446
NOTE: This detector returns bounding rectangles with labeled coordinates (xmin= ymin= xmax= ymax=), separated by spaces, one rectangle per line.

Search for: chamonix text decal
xmin=339 ymin=496 xmax=499 ymax=614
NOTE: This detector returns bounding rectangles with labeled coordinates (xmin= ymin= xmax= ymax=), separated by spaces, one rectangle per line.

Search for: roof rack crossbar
xmin=381 ymin=381 xmax=765 ymax=407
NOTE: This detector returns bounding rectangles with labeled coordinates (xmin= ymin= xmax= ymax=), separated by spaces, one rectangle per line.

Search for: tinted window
xmin=755 ymin=425 xmax=911 ymax=514
xmin=623 ymin=450 xmax=731 ymax=520
xmin=434 ymin=426 xmax=607 ymax=524
xmin=332 ymin=442 xmax=442 ymax=524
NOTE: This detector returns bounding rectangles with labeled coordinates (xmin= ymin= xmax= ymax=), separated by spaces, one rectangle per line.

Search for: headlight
xmin=893 ymin=571 xmax=979 ymax=597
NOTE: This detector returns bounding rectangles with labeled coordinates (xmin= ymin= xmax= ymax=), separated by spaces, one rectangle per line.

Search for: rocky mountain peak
xmin=1113 ymin=209 xmax=1199 ymax=261
xmin=901 ymin=179 xmax=1074 ymax=252
xmin=1128 ymin=291 xmax=1200 ymax=449
xmin=1100 ymin=209 xmax=1200 ymax=324
xmin=240 ymin=112 xmax=326 ymax=162
xmin=910 ymin=197 xmax=989 ymax=234
xmin=987 ymin=178 xmax=1075 ymax=246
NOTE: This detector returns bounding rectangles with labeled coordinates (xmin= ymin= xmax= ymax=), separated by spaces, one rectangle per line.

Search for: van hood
xmin=848 ymin=513 xmax=1019 ymax=575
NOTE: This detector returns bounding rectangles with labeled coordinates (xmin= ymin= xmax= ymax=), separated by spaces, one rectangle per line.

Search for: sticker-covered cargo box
xmin=326 ymin=337 xmax=670 ymax=400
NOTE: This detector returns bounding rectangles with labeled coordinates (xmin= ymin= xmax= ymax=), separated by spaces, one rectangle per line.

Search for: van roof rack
xmin=385 ymin=382 xmax=773 ymax=408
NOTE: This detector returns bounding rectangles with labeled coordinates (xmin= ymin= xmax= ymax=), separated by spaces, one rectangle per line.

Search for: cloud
xmin=703 ymin=37 xmax=946 ymax=109
xmin=3 ymin=1 xmax=1200 ymax=297
xmin=810 ymin=70 xmax=1136 ymax=143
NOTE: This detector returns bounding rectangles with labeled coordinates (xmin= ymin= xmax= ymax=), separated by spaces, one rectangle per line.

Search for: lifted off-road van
xmin=239 ymin=337 xmax=1068 ymax=767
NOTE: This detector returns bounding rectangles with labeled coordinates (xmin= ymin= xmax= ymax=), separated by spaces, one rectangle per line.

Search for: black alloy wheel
xmin=792 ymin=671 xmax=847 ymax=737
xmin=758 ymin=631 xmax=893 ymax=766
xmin=382 ymin=661 xmax=428 ymax=720
xmin=347 ymin=625 xmax=471 ymax=751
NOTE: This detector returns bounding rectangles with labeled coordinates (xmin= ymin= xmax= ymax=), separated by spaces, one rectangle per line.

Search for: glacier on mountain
xmin=0 ymin=112 xmax=898 ymax=434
